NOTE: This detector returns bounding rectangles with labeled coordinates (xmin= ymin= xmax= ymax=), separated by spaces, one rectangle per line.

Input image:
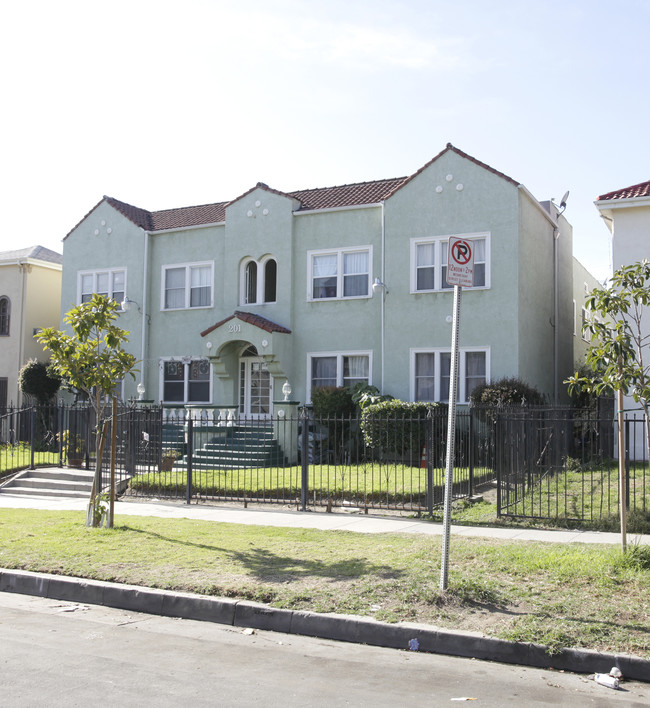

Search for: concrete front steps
xmin=184 ymin=426 xmax=288 ymax=470
xmin=0 ymin=467 xmax=94 ymax=499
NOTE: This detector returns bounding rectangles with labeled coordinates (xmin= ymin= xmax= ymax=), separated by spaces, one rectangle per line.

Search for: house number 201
xmin=228 ymin=323 xmax=241 ymax=333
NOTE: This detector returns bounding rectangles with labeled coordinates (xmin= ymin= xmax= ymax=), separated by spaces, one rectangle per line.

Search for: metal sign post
xmin=440 ymin=284 xmax=461 ymax=591
xmin=440 ymin=237 xmax=474 ymax=591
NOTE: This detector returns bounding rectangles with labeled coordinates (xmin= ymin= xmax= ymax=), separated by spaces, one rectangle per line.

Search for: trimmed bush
xmin=360 ymin=400 xmax=446 ymax=455
xmin=469 ymin=377 xmax=545 ymax=407
xmin=311 ymin=386 xmax=356 ymax=419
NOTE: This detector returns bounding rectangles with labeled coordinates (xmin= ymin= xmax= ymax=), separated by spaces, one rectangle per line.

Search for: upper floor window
xmin=411 ymin=348 xmax=488 ymax=403
xmin=411 ymin=234 xmax=489 ymax=292
xmin=161 ymin=358 xmax=211 ymax=403
xmin=241 ymin=257 xmax=277 ymax=305
xmin=163 ymin=262 xmax=213 ymax=310
xmin=78 ymin=269 xmax=125 ymax=306
xmin=581 ymin=307 xmax=590 ymax=342
xmin=308 ymin=247 xmax=372 ymax=300
xmin=0 ymin=297 xmax=10 ymax=336
xmin=308 ymin=351 xmax=371 ymax=401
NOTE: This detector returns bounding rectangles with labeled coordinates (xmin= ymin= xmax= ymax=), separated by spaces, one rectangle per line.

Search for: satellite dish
xmin=559 ymin=190 xmax=570 ymax=209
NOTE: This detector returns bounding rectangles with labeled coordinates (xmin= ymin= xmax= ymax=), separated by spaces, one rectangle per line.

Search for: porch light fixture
xmin=372 ymin=278 xmax=389 ymax=295
xmin=120 ymin=297 xmax=151 ymax=323
xmin=120 ymin=296 xmax=138 ymax=312
xmin=282 ymin=380 xmax=292 ymax=401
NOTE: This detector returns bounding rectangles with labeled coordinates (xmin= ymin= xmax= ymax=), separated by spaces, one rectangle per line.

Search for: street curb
xmin=1 ymin=568 xmax=648 ymax=682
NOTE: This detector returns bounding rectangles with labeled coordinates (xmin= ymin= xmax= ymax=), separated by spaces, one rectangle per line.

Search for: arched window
xmin=245 ymin=261 xmax=257 ymax=304
xmin=264 ymin=258 xmax=277 ymax=303
xmin=241 ymin=257 xmax=277 ymax=305
xmin=0 ymin=297 xmax=10 ymax=336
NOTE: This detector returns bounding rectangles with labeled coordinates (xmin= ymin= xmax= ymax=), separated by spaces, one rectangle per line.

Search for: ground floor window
xmin=161 ymin=358 xmax=211 ymax=403
xmin=411 ymin=348 xmax=488 ymax=403
xmin=308 ymin=352 xmax=370 ymax=401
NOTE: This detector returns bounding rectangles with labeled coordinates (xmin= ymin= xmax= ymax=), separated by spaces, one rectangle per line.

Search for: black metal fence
xmin=1 ymin=403 xmax=496 ymax=511
xmin=496 ymin=406 xmax=649 ymax=525
xmin=3 ymin=401 xmax=648 ymax=525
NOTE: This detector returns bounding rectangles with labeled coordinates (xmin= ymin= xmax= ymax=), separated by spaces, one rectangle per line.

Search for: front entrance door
xmin=239 ymin=357 xmax=273 ymax=419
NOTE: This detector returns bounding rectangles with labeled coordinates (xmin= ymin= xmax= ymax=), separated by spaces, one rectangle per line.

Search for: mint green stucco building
xmin=61 ymin=144 xmax=587 ymax=414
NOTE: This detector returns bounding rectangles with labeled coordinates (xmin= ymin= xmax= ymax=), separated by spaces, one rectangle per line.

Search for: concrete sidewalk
xmin=1 ymin=490 xmax=649 ymax=681
xmin=0 ymin=490 xmax=647 ymax=546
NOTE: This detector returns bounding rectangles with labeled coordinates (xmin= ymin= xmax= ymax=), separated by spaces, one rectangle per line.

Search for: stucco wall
xmin=382 ymin=150 xmax=520 ymax=401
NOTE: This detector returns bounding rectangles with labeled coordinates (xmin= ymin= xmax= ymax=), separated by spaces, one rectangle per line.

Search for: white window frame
xmin=307 ymin=246 xmax=373 ymax=301
xmin=410 ymin=233 xmax=490 ymax=293
xmin=77 ymin=268 xmax=127 ymax=307
xmin=573 ymin=299 xmax=577 ymax=336
xmin=239 ymin=255 xmax=277 ymax=305
xmin=306 ymin=350 xmax=372 ymax=402
xmin=410 ymin=347 xmax=490 ymax=403
xmin=161 ymin=261 xmax=214 ymax=311
xmin=159 ymin=357 xmax=213 ymax=404
xmin=581 ymin=307 xmax=590 ymax=342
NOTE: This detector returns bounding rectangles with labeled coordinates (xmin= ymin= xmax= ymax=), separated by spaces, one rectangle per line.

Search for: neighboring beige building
xmin=0 ymin=246 xmax=62 ymax=407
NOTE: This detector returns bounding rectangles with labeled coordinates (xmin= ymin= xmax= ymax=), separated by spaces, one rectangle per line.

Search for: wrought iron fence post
xmin=495 ymin=414 xmax=502 ymax=517
xmin=426 ymin=407 xmax=434 ymax=515
xmin=625 ymin=417 xmax=631 ymax=509
xmin=29 ymin=407 xmax=35 ymax=470
xmin=186 ymin=413 xmax=193 ymax=505
xmin=300 ymin=406 xmax=309 ymax=511
xmin=58 ymin=404 xmax=64 ymax=467
xmin=468 ymin=409 xmax=475 ymax=496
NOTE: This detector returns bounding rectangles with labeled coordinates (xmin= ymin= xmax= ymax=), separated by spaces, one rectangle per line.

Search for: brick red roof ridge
xmin=201 ymin=311 xmax=291 ymax=338
xmin=227 ymin=181 xmax=298 ymax=209
xmin=104 ymin=196 xmax=154 ymax=230
xmin=597 ymin=179 xmax=650 ymax=202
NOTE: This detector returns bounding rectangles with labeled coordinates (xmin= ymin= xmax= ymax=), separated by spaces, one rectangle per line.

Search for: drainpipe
xmin=17 ymin=260 xmax=28 ymax=405
xmin=553 ymin=226 xmax=559 ymax=406
xmin=140 ymin=229 xmax=149 ymax=393
xmin=380 ymin=202 xmax=386 ymax=392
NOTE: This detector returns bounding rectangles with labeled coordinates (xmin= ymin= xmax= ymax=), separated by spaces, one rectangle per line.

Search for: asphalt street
xmin=0 ymin=593 xmax=647 ymax=707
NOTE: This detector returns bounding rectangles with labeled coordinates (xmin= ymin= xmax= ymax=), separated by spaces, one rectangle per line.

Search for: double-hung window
xmin=411 ymin=233 xmax=489 ymax=292
xmin=411 ymin=348 xmax=488 ymax=403
xmin=163 ymin=262 xmax=213 ymax=310
xmin=309 ymin=247 xmax=371 ymax=300
xmin=78 ymin=269 xmax=126 ymax=306
xmin=308 ymin=352 xmax=371 ymax=400
xmin=161 ymin=358 xmax=211 ymax=403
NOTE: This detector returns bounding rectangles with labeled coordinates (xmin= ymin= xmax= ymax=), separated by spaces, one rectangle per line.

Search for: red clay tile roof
xmin=597 ymin=180 xmax=650 ymax=202
xmin=289 ymin=177 xmax=408 ymax=210
xmin=69 ymin=144 xmax=521 ymax=237
xmin=201 ymin=311 xmax=291 ymax=337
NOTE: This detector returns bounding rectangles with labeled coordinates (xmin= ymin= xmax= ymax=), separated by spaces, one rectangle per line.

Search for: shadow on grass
xmin=118 ymin=525 xmax=401 ymax=582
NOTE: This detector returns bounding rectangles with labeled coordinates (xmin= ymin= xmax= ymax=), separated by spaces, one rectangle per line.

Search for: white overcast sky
xmin=1 ymin=0 xmax=648 ymax=281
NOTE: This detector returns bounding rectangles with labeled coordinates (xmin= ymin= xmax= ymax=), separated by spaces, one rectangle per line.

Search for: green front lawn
xmin=0 ymin=508 xmax=648 ymax=659
xmin=127 ymin=463 xmax=492 ymax=504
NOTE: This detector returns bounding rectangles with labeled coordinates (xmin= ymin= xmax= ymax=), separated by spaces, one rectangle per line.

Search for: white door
xmin=239 ymin=357 xmax=273 ymax=419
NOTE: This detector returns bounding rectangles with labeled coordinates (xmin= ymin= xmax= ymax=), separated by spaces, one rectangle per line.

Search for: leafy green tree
xmin=37 ymin=294 xmax=137 ymax=527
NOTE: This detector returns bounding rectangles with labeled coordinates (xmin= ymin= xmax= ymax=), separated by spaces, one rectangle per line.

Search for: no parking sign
xmin=446 ymin=237 xmax=474 ymax=288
